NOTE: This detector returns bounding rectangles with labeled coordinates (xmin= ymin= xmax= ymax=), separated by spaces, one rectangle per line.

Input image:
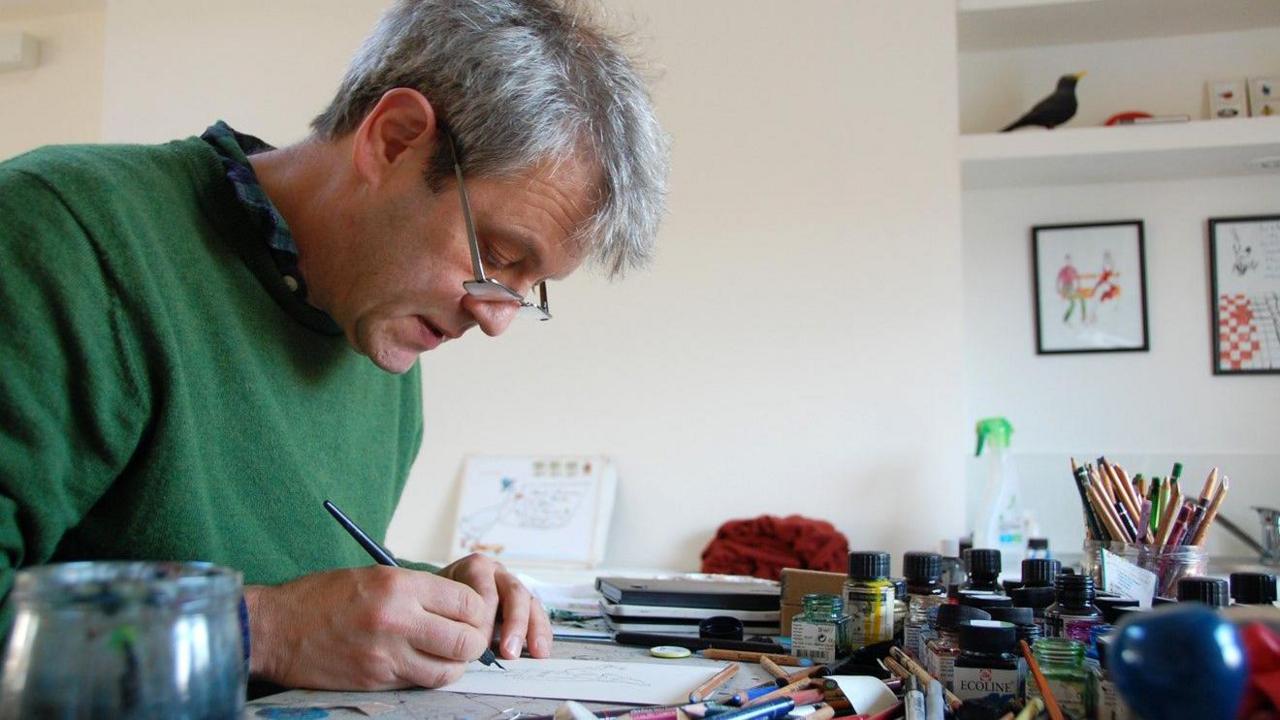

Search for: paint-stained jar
xmin=0 ymin=561 xmax=246 ymax=719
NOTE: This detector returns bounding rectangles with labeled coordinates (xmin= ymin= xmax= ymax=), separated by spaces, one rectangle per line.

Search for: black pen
xmin=323 ymin=499 xmax=505 ymax=670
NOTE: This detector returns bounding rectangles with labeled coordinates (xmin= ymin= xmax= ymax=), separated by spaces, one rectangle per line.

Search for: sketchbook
xmin=438 ymin=657 xmax=722 ymax=705
xmin=449 ymin=455 xmax=617 ymax=567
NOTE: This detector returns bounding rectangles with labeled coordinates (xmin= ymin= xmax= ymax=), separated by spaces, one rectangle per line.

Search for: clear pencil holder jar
xmin=0 ymin=561 xmax=246 ymax=720
xmin=1081 ymin=540 xmax=1208 ymax=600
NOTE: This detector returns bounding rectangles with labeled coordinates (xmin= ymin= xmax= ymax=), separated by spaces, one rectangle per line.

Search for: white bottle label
xmin=1028 ymin=677 xmax=1088 ymax=718
xmin=953 ymin=666 xmax=1019 ymax=704
xmin=905 ymin=594 xmax=946 ymax=659
xmin=791 ymin=620 xmax=839 ymax=664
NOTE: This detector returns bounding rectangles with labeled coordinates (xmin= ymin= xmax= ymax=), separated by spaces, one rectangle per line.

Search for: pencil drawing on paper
xmin=472 ymin=663 xmax=648 ymax=687
xmin=450 ymin=456 xmax=617 ymax=566
xmin=457 ymin=477 xmax=592 ymax=554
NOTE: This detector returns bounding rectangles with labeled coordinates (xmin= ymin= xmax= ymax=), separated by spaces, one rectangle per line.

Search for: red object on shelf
xmin=1104 ymin=111 xmax=1154 ymax=126
xmin=1238 ymin=622 xmax=1280 ymax=719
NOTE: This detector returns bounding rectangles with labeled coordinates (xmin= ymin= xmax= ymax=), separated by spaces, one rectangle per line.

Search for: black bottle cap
xmin=965 ymin=549 xmax=1002 ymax=578
xmin=892 ymin=578 xmax=907 ymax=600
xmin=1001 ymin=579 xmax=1023 ymax=595
xmin=986 ymin=606 xmax=1034 ymax=627
xmin=936 ymin=603 xmax=992 ymax=631
xmin=1010 ymin=585 xmax=1056 ymax=611
xmin=1230 ymin=572 xmax=1278 ymax=605
xmin=958 ymin=593 xmax=1014 ymax=610
xmin=848 ymin=551 xmax=891 ymax=580
xmin=1177 ymin=576 xmax=1229 ymax=608
xmin=1016 ymin=622 xmax=1041 ymax=644
xmin=903 ymin=552 xmax=942 ymax=583
xmin=958 ymin=619 xmax=1017 ymax=655
xmin=1027 ymin=538 xmax=1049 ymax=551
xmin=1095 ymin=596 xmax=1140 ymax=624
xmin=1021 ymin=558 xmax=1061 ymax=587
xmin=1055 ymin=573 xmax=1096 ymax=604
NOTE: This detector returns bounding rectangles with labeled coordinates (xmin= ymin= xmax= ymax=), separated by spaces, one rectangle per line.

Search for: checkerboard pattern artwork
xmin=1218 ymin=293 xmax=1280 ymax=371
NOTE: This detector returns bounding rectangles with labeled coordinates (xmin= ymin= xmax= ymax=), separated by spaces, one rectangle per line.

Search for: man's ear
xmin=351 ymin=88 xmax=438 ymax=187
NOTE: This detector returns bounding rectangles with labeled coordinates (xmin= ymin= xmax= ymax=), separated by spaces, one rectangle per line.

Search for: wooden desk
xmin=247 ymin=641 xmax=776 ymax=719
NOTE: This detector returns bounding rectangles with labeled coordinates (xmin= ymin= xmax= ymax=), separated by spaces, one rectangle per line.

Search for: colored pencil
xmin=701 ymin=650 xmax=810 ymax=666
xmin=689 ymin=663 xmax=739 ymax=703
xmin=1021 ymin=640 xmax=1064 ymax=720
xmin=744 ymin=677 xmax=811 ymax=707
xmin=759 ymin=656 xmax=789 ymax=681
xmin=1190 ymin=478 xmax=1229 ymax=546
xmin=889 ymin=647 xmax=963 ymax=711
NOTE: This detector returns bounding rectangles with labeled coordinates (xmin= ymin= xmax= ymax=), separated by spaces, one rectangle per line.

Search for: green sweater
xmin=0 ymin=139 xmax=424 ymax=633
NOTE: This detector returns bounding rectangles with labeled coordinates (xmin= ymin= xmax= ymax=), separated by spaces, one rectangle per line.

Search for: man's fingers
xmin=415 ymin=575 xmax=488 ymax=629
xmin=404 ymin=613 xmax=490 ymax=663
xmin=526 ymin=596 xmax=553 ymax=658
xmin=392 ymin=647 xmax=469 ymax=690
xmin=495 ymin=571 xmax=532 ymax=658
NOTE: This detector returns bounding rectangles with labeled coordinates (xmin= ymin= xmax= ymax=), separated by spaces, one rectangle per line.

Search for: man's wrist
xmin=243 ymin=584 xmax=277 ymax=681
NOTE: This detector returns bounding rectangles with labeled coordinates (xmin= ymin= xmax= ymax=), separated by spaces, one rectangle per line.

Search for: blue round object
xmin=1108 ymin=603 xmax=1248 ymax=720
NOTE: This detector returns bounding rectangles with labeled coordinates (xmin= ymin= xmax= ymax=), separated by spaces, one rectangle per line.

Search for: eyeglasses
xmin=446 ymin=130 xmax=551 ymax=322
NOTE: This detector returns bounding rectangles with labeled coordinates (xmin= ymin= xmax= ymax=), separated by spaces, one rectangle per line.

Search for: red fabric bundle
xmin=700 ymin=515 xmax=849 ymax=580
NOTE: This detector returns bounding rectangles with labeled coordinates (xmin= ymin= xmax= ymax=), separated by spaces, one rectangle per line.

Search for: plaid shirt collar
xmin=201 ymin=120 xmax=310 ymax=299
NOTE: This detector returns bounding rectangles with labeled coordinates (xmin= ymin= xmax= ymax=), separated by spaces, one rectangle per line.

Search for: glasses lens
xmin=464 ymin=279 xmax=522 ymax=302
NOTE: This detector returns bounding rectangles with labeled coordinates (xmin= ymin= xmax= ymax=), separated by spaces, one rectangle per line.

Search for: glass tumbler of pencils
xmin=0 ymin=561 xmax=246 ymax=720
xmin=1081 ymin=540 xmax=1209 ymax=599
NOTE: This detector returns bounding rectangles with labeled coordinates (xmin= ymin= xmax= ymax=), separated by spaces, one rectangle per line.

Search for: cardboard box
xmin=780 ymin=567 xmax=847 ymax=636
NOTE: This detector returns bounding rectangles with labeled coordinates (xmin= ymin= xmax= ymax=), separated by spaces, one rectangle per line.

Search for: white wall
xmin=89 ymin=0 xmax=968 ymax=570
xmin=0 ymin=1 xmax=104 ymax=160
xmin=962 ymin=175 xmax=1280 ymax=559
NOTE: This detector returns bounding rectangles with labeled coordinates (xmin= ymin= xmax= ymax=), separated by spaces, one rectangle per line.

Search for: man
xmin=0 ymin=0 xmax=667 ymax=692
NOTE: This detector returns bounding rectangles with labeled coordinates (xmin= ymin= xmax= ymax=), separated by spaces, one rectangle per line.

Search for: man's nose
xmin=462 ymin=295 xmax=520 ymax=337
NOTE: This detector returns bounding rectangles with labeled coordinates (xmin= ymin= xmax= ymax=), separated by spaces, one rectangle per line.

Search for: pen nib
xmin=493 ymin=659 xmax=506 ymax=670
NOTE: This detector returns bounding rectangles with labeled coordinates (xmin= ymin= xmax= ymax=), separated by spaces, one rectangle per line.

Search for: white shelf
xmin=958 ymin=0 xmax=1280 ymax=52
xmin=960 ymin=117 xmax=1280 ymax=189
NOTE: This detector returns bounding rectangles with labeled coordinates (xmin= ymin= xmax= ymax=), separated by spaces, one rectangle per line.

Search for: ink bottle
xmin=939 ymin=539 xmax=967 ymax=589
xmin=1010 ymin=585 xmax=1055 ymax=637
xmin=1044 ymin=573 xmax=1102 ymax=642
xmin=952 ymin=620 xmax=1020 ymax=707
xmin=924 ymin=604 xmax=990 ymax=691
xmin=959 ymin=548 xmax=1003 ymax=595
xmin=903 ymin=551 xmax=947 ymax=660
xmin=1083 ymin=623 xmax=1113 ymax=672
xmin=1093 ymin=633 xmax=1134 ymax=720
xmin=1176 ymin=576 xmax=1230 ymax=608
xmin=958 ymin=593 xmax=1013 ymax=612
xmin=790 ymin=593 xmax=851 ymax=664
xmin=845 ymin=551 xmax=895 ymax=651
xmin=1230 ymin=572 xmax=1278 ymax=606
xmin=985 ymin=608 xmax=1040 ymax=701
xmin=891 ymin=578 xmax=907 ymax=647
xmin=1028 ymin=638 xmax=1092 ymax=719
xmin=1020 ymin=558 xmax=1060 ymax=588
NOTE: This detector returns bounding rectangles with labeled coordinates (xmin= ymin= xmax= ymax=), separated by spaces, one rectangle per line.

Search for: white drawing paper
xmin=450 ymin=455 xmax=617 ymax=567
xmin=437 ymin=658 xmax=721 ymax=705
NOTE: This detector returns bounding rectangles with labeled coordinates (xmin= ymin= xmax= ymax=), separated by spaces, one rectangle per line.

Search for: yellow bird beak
xmin=1073 ymin=71 xmax=1088 ymax=80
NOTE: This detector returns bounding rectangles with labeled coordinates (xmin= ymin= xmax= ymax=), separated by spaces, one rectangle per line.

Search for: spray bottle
xmin=972 ymin=417 xmax=1028 ymax=576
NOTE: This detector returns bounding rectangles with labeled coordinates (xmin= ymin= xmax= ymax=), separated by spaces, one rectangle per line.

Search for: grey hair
xmin=311 ymin=0 xmax=669 ymax=278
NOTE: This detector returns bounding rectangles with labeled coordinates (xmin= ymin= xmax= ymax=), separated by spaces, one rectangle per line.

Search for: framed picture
xmin=1032 ymin=220 xmax=1149 ymax=354
xmin=1209 ymin=215 xmax=1280 ymax=374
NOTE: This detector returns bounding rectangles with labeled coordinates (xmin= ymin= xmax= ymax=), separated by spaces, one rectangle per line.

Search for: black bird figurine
xmin=1000 ymin=71 xmax=1086 ymax=132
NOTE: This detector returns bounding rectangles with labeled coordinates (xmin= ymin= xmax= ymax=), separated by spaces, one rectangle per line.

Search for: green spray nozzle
xmin=975 ymin=417 xmax=1014 ymax=457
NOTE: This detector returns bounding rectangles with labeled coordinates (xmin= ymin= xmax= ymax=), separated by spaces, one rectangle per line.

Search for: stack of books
xmin=595 ymin=575 xmax=782 ymax=636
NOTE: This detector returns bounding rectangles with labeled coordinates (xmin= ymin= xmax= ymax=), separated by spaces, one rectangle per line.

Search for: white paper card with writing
xmin=1101 ymin=549 xmax=1158 ymax=609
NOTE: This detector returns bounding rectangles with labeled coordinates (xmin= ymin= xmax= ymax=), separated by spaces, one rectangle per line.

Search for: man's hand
xmin=438 ymin=553 xmax=553 ymax=661
xmin=245 ymin=566 xmax=490 ymax=690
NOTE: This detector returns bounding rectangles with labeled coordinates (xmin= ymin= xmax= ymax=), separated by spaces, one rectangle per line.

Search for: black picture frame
xmin=1208 ymin=214 xmax=1280 ymax=375
xmin=1031 ymin=220 xmax=1149 ymax=355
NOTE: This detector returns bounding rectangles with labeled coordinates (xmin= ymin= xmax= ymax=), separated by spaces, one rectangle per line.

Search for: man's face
xmin=312 ymin=152 xmax=593 ymax=374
